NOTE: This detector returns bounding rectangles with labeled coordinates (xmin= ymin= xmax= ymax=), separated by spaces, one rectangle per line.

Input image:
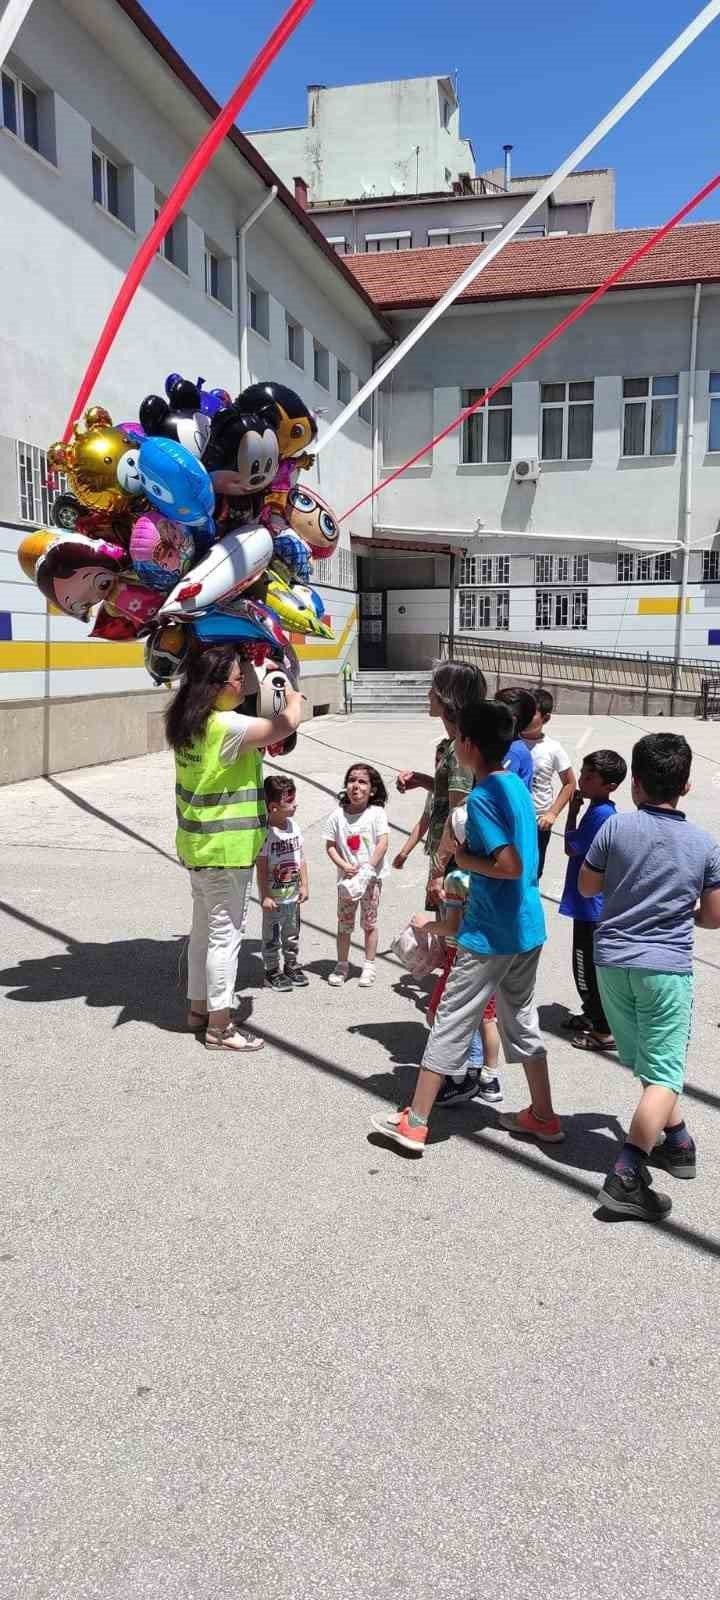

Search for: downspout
xmin=674 ymin=281 xmax=702 ymax=704
xmin=236 ymin=185 xmax=277 ymax=390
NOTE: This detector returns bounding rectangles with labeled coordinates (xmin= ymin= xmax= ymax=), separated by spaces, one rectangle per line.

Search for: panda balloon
xmin=139 ymin=376 xmax=211 ymax=460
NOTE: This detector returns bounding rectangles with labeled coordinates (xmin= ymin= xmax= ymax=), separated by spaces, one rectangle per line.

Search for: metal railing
xmin=439 ymin=634 xmax=720 ymax=703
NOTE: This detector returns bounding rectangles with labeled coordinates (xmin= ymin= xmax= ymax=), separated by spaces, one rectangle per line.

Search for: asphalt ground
xmin=3 ymin=708 xmax=720 ymax=1599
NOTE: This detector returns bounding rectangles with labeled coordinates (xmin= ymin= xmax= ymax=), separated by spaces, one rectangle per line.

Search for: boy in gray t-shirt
xmin=580 ymin=733 xmax=720 ymax=1222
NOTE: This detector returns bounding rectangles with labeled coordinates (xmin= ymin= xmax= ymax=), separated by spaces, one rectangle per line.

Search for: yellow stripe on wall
xmin=637 ymin=597 xmax=691 ymax=616
xmin=0 ymin=608 xmax=357 ymax=673
xmin=0 ymin=640 xmax=144 ymax=671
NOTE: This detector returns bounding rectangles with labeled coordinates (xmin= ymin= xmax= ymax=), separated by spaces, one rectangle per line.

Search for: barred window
xmin=459 ymin=554 xmax=510 ymax=585
xmin=702 ymin=550 xmax=720 ymax=582
xmin=534 ymin=552 xmax=587 ymax=585
xmin=535 ymin=589 xmax=588 ymax=630
xmin=17 ymin=441 xmax=66 ymax=525
xmin=458 ymin=591 xmax=508 ymax=631
xmin=617 ymin=551 xmax=673 ymax=583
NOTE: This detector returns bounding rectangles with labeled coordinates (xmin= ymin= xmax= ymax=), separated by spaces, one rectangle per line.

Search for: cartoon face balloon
xmin=48 ymin=409 xmax=143 ymax=515
xmin=236 ymin=382 xmax=317 ymax=459
xmin=285 ymin=485 xmax=340 ymax=555
xmin=136 ymin=436 xmax=215 ymax=530
xmin=139 ymin=376 xmax=211 ymax=461
xmin=34 ymin=534 xmax=128 ymax=621
xmin=206 ymin=405 xmax=279 ymax=494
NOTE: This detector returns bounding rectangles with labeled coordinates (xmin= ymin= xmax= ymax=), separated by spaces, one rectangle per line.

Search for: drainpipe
xmin=236 ymin=185 xmax=277 ymax=389
xmin=674 ymin=281 xmax=702 ymax=703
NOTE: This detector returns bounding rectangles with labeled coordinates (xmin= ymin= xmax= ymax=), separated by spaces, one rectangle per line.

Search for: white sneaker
xmin=358 ymin=962 xmax=376 ymax=988
xmin=328 ymin=962 xmax=349 ymax=986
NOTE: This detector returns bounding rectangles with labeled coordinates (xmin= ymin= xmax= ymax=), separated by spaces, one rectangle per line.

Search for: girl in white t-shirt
xmin=323 ymin=764 xmax=389 ymax=987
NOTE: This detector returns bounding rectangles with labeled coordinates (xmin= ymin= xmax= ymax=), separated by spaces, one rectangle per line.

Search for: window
xmin=534 ymin=552 xmax=587 ymax=584
xmin=460 ymin=554 xmax=510 ymax=586
xmin=616 ymin=552 xmax=673 ymax=583
xmin=535 ymin=589 xmax=587 ymax=631
xmin=249 ymin=278 xmax=269 ymax=340
xmin=92 ymin=147 xmax=120 ymax=218
xmin=702 ymin=550 xmax=720 ymax=582
xmin=462 ymin=388 xmax=512 ymax=464
xmin=358 ymin=393 xmax=372 ymax=425
xmin=364 ymin=232 xmax=412 ymax=252
xmin=622 ymin=376 xmax=678 ymax=457
xmin=154 ymin=193 xmax=188 ymax=273
xmin=710 ymin=373 xmax=720 ymax=453
xmin=1 ymin=69 xmax=39 ymax=151
xmin=327 ymin=235 xmax=348 ymax=255
xmin=428 ymin=224 xmax=502 ymax=248
xmin=202 ymin=242 xmax=232 ymax=310
xmin=286 ymin=314 xmax=304 ymax=369
xmin=313 ymin=340 xmax=330 ymax=389
xmin=458 ymin=591 xmax=509 ymax=631
xmin=17 ymin=442 xmax=67 ymax=526
xmin=540 ymin=381 xmax=594 ymax=461
xmin=204 ymin=248 xmax=219 ymax=301
xmin=337 ymin=362 xmax=351 ymax=405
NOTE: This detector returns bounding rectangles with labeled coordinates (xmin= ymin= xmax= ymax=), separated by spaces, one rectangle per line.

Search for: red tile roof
xmin=345 ymin=224 xmax=720 ymax=310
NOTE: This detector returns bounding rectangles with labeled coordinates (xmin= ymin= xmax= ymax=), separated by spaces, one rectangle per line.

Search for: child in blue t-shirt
xmin=372 ymin=700 xmax=561 ymax=1154
xmin=559 ymin=750 xmax=627 ymax=1051
xmin=495 ymin=686 xmax=535 ymax=790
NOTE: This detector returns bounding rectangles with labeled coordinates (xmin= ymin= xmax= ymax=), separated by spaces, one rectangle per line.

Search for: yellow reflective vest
xmin=175 ymin=711 xmax=266 ymax=869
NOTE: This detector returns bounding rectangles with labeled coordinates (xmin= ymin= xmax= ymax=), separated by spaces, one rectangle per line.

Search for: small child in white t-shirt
xmin=257 ymin=775 xmax=309 ymax=992
xmin=522 ymin=689 xmax=576 ymax=879
xmin=323 ymin=763 xmax=389 ymax=987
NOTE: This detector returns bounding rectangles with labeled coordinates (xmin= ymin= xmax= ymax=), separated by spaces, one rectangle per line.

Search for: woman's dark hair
xmin=339 ymin=763 xmax=388 ymax=809
xmin=264 ymin=774 xmax=296 ymax=804
xmin=631 ymin=733 xmax=691 ymax=803
xmin=583 ymin=749 xmax=627 ymax=788
xmin=458 ymin=700 xmax=515 ymax=765
xmin=495 ymin=686 xmax=537 ymax=736
xmin=431 ymin=660 xmax=487 ymax=726
xmin=165 ymin=642 xmax=239 ymax=750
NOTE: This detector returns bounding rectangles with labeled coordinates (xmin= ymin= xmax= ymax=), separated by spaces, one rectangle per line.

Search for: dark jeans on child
xmin=572 ymin=919 xmax=610 ymax=1033
xmin=263 ymin=901 xmax=301 ymax=975
xmin=537 ymin=826 xmax=551 ymax=879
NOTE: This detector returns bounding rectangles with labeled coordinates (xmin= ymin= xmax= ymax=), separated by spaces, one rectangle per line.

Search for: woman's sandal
xmin=205 ymin=1023 xmax=264 ymax=1053
xmin=570 ymin=1031 xmax=615 ymax=1053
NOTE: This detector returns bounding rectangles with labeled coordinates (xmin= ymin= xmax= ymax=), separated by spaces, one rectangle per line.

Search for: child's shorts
xmin=338 ymin=878 xmax=381 ymax=933
xmin=596 ymin=967 xmax=693 ymax=1094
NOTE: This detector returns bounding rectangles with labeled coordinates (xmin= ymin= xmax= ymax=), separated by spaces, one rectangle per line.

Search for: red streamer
xmin=62 ymin=0 xmax=316 ymax=441
xmin=342 ymin=172 xmax=720 ymax=523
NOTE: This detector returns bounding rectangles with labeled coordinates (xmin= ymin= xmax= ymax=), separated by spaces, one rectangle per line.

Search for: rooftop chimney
xmin=503 ymin=144 xmax=513 ymax=188
xmin=294 ymin=176 xmax=309 ymax=210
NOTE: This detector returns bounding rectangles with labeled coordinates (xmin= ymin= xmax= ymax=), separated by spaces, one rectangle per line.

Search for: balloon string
xmin=61 ymin=0 xmax=316 ymax=442
xmin=340 ymin=172 xmax=720 ymax=524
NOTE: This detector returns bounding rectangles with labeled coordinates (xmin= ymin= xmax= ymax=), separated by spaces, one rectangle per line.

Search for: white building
xmin=0 ymin=0 xmax=389 ymax=783
xmin=249 ymin=76 xmax=475 ymax=204
xmin=344 ymin=226 xmax=720 ymax=671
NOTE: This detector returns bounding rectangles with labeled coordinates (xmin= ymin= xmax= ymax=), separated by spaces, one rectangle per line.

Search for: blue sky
xmin=143 ymin=0 xmax=720 ymax=229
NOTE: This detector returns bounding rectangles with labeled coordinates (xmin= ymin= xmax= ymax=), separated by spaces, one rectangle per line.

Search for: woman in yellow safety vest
xmin=165 ymin=642 xmax=302 ymax=1051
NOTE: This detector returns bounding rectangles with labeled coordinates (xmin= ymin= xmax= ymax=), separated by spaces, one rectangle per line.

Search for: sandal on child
xmin=205 ymin=1023 xmax=263 ymax=1053
xmin=570 ymin=1031 xmax=615 ymax=1053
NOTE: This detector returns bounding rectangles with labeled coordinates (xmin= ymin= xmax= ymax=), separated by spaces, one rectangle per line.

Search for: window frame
xmin=709 ymin=372 xmax=720 ymax=454
xmin=461 ymin=387 xmax=513 ymax=465
xmin=1 ymin=67 xmax=39 ymax=152
xmin=535 ymin=588 xmax=588 ymax=631
xmin=248 ymin=278 xmax=270 ymax=341
xmin=154 ymin=196 xmax=188 ymax=274
xmin=458 ymin=589 xmax=509 ymax=632
xmin=337 ymin=362 xmax=352 ymax=405
xmin=702 ymin=549 xmax=720 ymax=582
xmin=540 ymin=380 xmax=594 ymax=462
xmin=460 ymin=554 xmax=510 ymax=586
xmin=17 ymin=441 xmax=67 ymax=527
xmin=616 ymin=551 xmax=673 ymax=584
xmin=622 ymin=375 xmax=679 ymax=458
xmin=364 ymin=231 xmax=412 ymax=253
xmin=286 ymin=314 xmax=305 ymax=370
xmin=313 ymin=339 xmax=330 ymax=390
xmin=92 ymin=145 xmax=121 ymax=219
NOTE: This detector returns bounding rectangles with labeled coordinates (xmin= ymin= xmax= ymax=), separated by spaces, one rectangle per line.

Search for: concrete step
xmin=352 ymin=670 xmax=432 ymax=712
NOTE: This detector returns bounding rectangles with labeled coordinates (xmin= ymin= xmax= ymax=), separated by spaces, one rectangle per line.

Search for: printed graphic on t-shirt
xmin=260 ymin=824 xmax=304 ymax=902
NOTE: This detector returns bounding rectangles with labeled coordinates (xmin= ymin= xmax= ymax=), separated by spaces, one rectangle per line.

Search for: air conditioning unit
xmin=513 ymin=458 xmax=541 ymax=484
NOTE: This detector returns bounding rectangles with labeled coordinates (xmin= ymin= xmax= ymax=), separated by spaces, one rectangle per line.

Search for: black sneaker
xmin=287 ymin=967 xmax=310 ymax=987
xmin=648 ymin=1139 xmax=697 ymax=1181
xmin=265 ymin=971 xmax=293 ymax=992
xmin=436 ymin=1073 xmax=479 ymax=1107
xmin=473 ymin=1074 xmax=503 ymax=1104
xmin=598 ymin=1168 xmax=672 ymax=1221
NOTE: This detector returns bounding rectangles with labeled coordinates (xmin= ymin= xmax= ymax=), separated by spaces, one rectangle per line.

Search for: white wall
xmin=250 ymin=77 xmax=474 ymax=203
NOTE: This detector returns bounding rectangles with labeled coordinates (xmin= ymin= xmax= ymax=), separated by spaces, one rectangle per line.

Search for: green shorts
xmin=596 ymin=967 xmax=693 ymax=1095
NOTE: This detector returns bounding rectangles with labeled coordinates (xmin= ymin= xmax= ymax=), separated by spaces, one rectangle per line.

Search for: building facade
xmin=0 ymin=0 xmax=388 ymax=782
xmin=249 ymin=76 xmax=475 ymax=204
xmin=345 ymin=228 xmax=720 ymax=670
